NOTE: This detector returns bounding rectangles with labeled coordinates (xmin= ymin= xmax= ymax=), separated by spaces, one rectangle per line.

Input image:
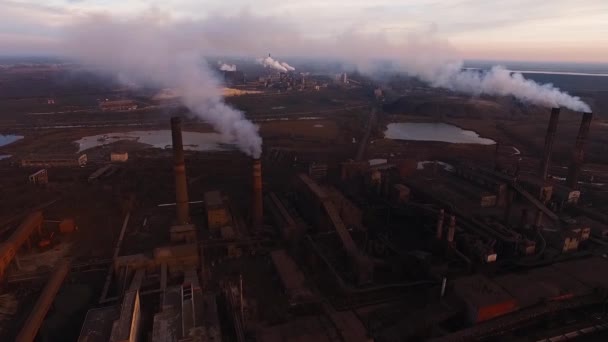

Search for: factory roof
xmin=552 ymin=257 xmax=608 ymax=289
xmin=453 ymin=274 xmax=515 ymax=308
xmin=77 ymin=306 xmax=120 ymax=342
xmin=496 ymin=266 xmax=589 ymax=307
xmin=204 ymin=191 xmax=223 ymax=207
xmin=100 ymin=100 xmax=137 ymax=107
xmin=22 ymin=153 xmax=86 ymax=160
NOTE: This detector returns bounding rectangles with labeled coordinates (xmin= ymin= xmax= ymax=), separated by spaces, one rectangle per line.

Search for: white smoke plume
xmin=220 ymin=63 xmax=237 ymax=71
xmin=426 ymin=64 xmax=591 ymax=112
xmin=63 ymin=14 xmax=262 ymax=158
xmin=59 ymin=10 xmax=589 ymax=117
xmin=257 ymin=56 xmax=295 ymax=72
xmin=280 ymin=62 xmax=295 ymax=71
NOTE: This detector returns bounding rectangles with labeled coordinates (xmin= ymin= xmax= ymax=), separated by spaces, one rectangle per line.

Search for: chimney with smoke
xmin=539 ymin=108 xmax=561 ymax=180
xmin=171 ymin=117 xmax=190 ymax=225
xmin=567 ymin=112 xmax=593 ymax=189
xmin=252 ymin=158 xmax=264 ymax=229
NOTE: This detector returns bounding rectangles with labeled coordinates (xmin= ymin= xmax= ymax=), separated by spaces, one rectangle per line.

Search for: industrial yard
xmin=1 ymin=60 xmax=608 ymax=342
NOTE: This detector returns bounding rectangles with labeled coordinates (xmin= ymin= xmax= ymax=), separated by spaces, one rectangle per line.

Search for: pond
xmin=74 ymin=130 xmax=233 ymax=152
xmin=384 ymin=123 xmax=495 ymax=145
xmin=0 ymin=134 xmax=23 ymax=147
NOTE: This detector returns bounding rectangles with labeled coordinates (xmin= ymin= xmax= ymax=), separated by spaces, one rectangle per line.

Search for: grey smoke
xmin=63 ymin=14 xmax=262 ymax=158
xmin=219 ymin=63 xmax=237 ymax=71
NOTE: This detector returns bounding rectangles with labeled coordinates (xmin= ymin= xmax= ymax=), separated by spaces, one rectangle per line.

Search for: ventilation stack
xmin=252 ymin=158 xmax=263 ymax=229
xmin=539 ymin=108 xmax=560 ymax=180
xmin=171 ymin=117 xmax=190 ymax=225
xmin=567 ymin=112 xmax=593 ymax=189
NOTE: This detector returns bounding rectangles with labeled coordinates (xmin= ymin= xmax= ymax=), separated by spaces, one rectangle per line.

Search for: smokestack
xmin=252 ymin=158 xmax=263 ymax=229
xmin=539 ymin=108 xmax=560 ymax=180
xmin=436 ymin=209 xmax=445 ymax=240
xmin=446 ymin=215 xmax=456 ymax=243
xmin=567 ymin=112 xmax=593 ymax=189
xmin=171 ymin=117 xmax=190 ymax=225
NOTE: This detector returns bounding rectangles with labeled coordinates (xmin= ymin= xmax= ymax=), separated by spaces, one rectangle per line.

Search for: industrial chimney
xmin=171 ymin=117 xmax=190 ymax=225
xmin=252 ymin=158 xmax=263 ymax=229
xmin=567 ymin=112 xmax=593 ymax=189
xmin=539 ymin=108 xmax=560 ymax=180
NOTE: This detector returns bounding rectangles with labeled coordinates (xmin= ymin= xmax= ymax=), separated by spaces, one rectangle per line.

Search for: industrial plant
xmin=1 ymin=57 xmax=608 ymax=342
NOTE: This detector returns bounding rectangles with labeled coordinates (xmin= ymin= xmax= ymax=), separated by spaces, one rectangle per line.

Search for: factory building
xmin=28 ymin=169 xmax=48 ymax=185
xmin=21 ymin=154 xmax=87 ymax=168
xmin=99 ymin=100 xmax=138 ymax=111
xmin=110 ymin=151 xmax=129 ymax=162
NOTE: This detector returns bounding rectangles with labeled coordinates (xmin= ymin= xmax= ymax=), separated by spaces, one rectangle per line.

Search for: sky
xmin=1 ymin=0 xmax=607 ymax=63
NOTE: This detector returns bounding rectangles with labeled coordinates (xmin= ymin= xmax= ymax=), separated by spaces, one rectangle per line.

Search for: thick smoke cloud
xmin=257 ymin=56 xmax=295 ymax=72
xmin=427 ymin=64 xmax=590 ymax=112
xmin=219 ymin=63 xmax=237 ymax=71
xmin=62 ymin=10 xmax=590 ymax=124
xmin=64 ymin=14 xmax=262 ymax=158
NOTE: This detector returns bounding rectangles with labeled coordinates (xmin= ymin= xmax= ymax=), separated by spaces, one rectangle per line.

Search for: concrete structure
xmin=453 ymin=274 xmax=518 ymax=324
xmin=539 ymin=108 xmax=560 ymax=180
xmin=267 ymin=193 xmax=300 ymax=243
xmin=100 ymin=100 xmax=138 ymax=111
xmin=169 ymin=224 xmax=197 ymax=243
xmin=0 ymin=211 xmax=43 ymax=281
xmin=252 ymin=158 xmax=264 ymax=229
xmin=21 ymin=154 xmax=87 ymax=168
xmin=204 ymin=191 xmax=231 ymax=234
xmin=171 ymin=117 xmax=190 ymax=225
xmin=152 ymin=270 xmax=221 ymax=341
xmin=295 ymin=174 xmax=373 ymax=284
xmin=16 ymin=259 xmax=71 ymax=342
xmin=110 ymin=271 xmax=143 ymax=342
xmin=78 ymin=306 xmax=120 ymax=342
xmin=28 ymin=169 xmax=48 ymax=185
xmin=154 ymin=244 xmax=200 ymax=274
xmin=111 ymin=152 xmax=129 ymax=162
xmin=567 ymin=112 xmax=593 ymax=189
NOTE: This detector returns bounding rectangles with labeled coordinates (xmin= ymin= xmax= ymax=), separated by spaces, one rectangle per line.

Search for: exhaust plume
xmin=257 ymin=56 xmax=295 ymax=72
xmin=418 ymin=63 xmax=591 ymax=112
xmin=220 ymin=63 xmax=237 ymax=72
xmin=58 ymin=10 xmax=589 ymax=115
xmin=280 ymin=62 xmax=295 ymax=71
xmin=63 ymin=14 xmax=262 ymax=158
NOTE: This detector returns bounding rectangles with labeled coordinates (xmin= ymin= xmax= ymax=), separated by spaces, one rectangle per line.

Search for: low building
xmin=110 ymin=151 xmax=129 ymax=162
xmin=28 ymin=169 xmax=48 ymax=184
xmin=21 ymin=154 xmax=87 ymax=168
xmin=99 ymin=100 xmax=138 ymax=111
